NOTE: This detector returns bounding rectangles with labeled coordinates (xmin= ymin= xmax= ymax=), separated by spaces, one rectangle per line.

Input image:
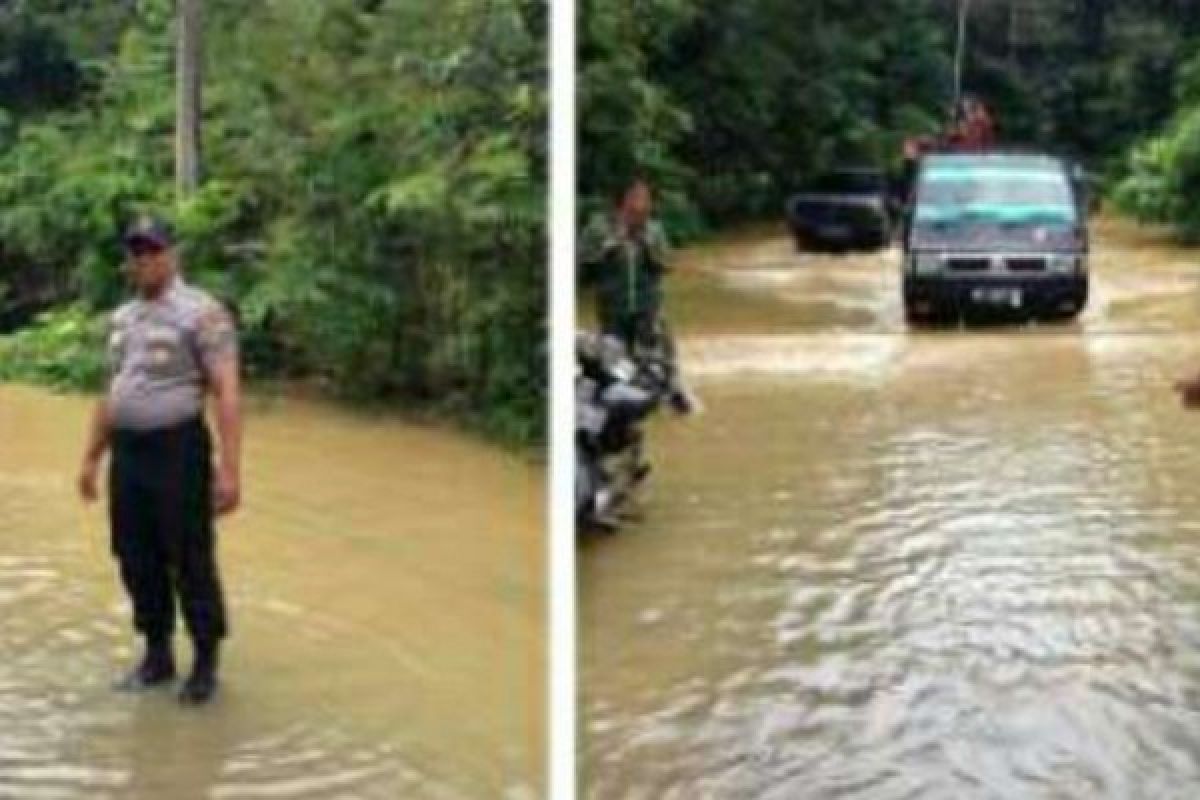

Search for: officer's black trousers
xmin=108 ymin=417 xmax=227 ymax=644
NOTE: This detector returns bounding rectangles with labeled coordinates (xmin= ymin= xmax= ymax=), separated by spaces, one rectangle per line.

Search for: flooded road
xmin=0 ymin=387 xmax=544 ymax=799
xmin=580 ymin=216 xmax=1200 ymax=799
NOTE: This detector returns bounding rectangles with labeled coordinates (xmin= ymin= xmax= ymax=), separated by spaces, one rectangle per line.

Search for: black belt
xmin=112 ymin=416 xmax=206 ymax=448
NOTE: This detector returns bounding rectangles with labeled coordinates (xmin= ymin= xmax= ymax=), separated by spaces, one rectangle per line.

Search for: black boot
xmin=178 ymin=640 xmax=219 ymax=706
xmin=115 ymin=635 xmax=176 ymax=691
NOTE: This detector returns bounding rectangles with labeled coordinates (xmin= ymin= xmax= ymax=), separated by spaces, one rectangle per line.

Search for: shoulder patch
xmin=193 ymin=299 xmax=238 ymax=367
xmin=174 ymin=283 xmax=216 ymax=313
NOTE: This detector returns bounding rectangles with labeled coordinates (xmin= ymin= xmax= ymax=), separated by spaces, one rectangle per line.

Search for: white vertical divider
xmin=549 ymin=0 xmax=577 ymax=795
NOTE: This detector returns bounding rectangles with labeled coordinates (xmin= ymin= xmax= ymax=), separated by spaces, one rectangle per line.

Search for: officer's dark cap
xmin=122 ymin=216 xmax=174 ymax=253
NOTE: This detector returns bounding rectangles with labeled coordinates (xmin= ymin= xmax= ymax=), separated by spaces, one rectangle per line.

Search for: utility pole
xmin=176 ymin=0 xmax=202 ymax=200
xmin=953 ymin=0 xmax=972 ymax=112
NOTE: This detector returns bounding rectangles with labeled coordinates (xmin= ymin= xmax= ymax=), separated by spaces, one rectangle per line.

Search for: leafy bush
xmin=0 ymin=305 xmax=108 ymax=390
xmin=1112 ymin=49 xmax=1200 ymax=241
xmin=0 ymin=0 xmax=546 ymax=447
xmin=580 ymin=0 xmax=954 ymax=237
xmin=580 ymin=0 xmax=1200 ymax=241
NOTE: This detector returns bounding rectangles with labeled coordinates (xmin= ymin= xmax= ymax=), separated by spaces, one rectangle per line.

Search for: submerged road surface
xmin=581 ymin=217 xmax=1200 ymax=799
xmin=0 ymin=388 xmax=544 ymax=799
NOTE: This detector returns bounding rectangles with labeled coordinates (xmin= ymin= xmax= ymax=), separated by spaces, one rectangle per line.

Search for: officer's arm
xmin=81 ymin=398 xmax=112 ymax=468
xmin=77 ymin=397 xmax=112 ymax=503
xmin=79 ymin=315 xmax=118 ymax=500
xmin=209 ymin=357 xmax=242 ymax=484
xmin=198 ymin=305 xmax=242 ymax=495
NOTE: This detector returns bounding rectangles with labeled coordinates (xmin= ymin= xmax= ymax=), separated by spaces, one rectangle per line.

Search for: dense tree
xmin=940 ymin=0 xmax=1200 ymax=240
xmin=582 ymin=0 xmax=954 ymax=229
xmin=580 ymin=0 xmax=1191 ymax=234
xmin=942 ymin=0 xmax=1190 ymax=168
xmin=0 ymin=0 xmax=547 ymax=445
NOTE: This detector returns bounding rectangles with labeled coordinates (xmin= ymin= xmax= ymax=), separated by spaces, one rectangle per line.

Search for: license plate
xmin=818 ymin=224 xmax=851 ymax=240
xmin=971 ymin=287 xmax=1023 ymax=308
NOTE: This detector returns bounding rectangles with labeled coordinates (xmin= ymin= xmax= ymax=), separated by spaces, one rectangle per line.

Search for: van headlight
xmin=909 ymin=253 xmax=941 ymax=275
xmin=1047 ymin=255 xmax=1078 ymax=274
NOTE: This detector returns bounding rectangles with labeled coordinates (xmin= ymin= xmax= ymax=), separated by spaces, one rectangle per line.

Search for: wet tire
xmin=1040 ymin=307 xmax=1083 ymax=324
xmin=1040 ymin=291 xmax=1088 ymax=324
xmin=904 ymin=299 xmax=936 ymax=327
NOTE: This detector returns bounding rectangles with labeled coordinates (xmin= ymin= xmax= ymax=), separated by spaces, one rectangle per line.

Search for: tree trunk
xmin=177 ymin=0 xmax=202 ymax=199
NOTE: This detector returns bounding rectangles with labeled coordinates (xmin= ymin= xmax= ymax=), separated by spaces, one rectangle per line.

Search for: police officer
xmin=77 ymin=216 xmax=242 ymax=706
xmin=580 ymin=178 xmax=697 ymax=413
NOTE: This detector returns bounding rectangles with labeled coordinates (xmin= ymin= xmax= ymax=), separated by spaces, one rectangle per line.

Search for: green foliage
xmin=0 ymin=3 xmax=84 ymax=114
xmin=956 ymin=1 xmax=1186 ymax=170
xmin=1106 ymin=1 xmax=1200 ymax=236
xmin=0 ymin=0 xmax=546 ymax=446
xmin=581 ymin=0 xmax=1199 ymax=239
xmin=580 ymin=0 xmax=953 ymax=233
xmin=0 ymin=304 xmax=108 ymax=390
xmin=1113 ymin=96 xmax=1200 ymax=241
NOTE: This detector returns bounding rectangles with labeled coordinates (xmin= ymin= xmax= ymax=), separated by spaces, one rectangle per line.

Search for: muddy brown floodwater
xmin=0 ymin=388 xmax=544 ymax=799
xmin=581 ymin=216 xmax=1200 ymax=799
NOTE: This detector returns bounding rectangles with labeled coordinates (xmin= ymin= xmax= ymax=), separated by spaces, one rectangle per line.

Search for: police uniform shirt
xmin=107 ymin=277 xmax=237 ymax=432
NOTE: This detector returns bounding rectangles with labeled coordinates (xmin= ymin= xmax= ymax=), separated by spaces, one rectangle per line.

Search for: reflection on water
xmin=581 ymin=216 xmax=1200 ymax=798
xmin=0 ymin=387 xmax=544 ymax=799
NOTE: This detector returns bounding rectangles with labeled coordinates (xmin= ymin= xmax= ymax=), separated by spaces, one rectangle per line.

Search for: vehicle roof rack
xmin=919 ymin=145 xmax=1075 ymax=164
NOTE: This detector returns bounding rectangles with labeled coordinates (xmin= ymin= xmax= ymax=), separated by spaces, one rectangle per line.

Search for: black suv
xmin=787 ymin=168 xmax=891 ymax=252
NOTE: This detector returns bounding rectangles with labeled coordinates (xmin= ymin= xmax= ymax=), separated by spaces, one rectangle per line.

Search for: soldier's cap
xmin=122 ymin=216 xmax=174 ymax=253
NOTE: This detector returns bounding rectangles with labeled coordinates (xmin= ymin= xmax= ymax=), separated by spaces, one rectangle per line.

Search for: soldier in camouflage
xmin=78 ymin=216 xmax=242 ymax=707
xmin=580 ymin=178 xmax=697 ymax=414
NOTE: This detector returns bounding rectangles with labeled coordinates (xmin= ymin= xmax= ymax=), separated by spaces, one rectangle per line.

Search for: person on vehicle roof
xmin=946 ymin=95 xmax=996 ymax=152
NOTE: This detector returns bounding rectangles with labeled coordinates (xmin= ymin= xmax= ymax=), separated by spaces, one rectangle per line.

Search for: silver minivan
xmin=902 ymin=152 xmax=1089 ymax=324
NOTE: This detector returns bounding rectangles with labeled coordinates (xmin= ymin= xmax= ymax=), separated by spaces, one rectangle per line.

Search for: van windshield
xmin=915 ymin=163 xmax=1077 ymax=226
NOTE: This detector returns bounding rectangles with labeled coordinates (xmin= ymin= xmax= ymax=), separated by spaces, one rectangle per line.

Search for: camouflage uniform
xmin=579 ymin=212 xmax=671 ymax=348
xmin=580 ymin=213 xmax=697 ymax=412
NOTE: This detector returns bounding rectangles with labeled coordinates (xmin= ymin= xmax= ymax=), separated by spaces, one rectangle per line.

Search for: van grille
xmin=1006 ymin=257 xmax=1046 ymax=272
xmin=946 ymin=258 xmax=991 ymax=272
